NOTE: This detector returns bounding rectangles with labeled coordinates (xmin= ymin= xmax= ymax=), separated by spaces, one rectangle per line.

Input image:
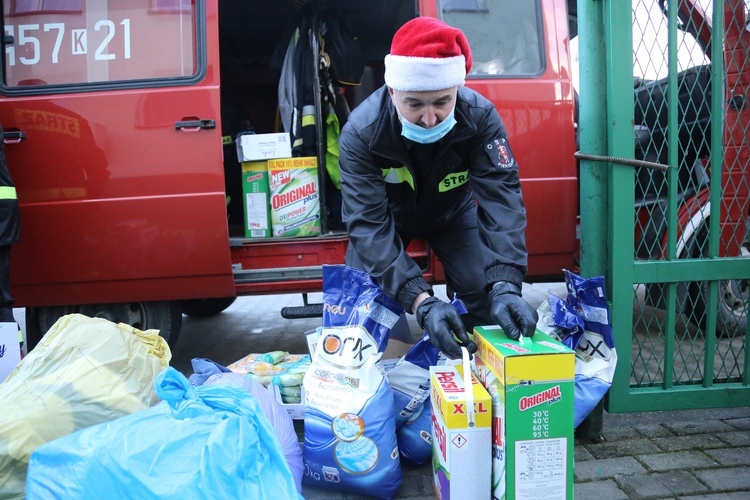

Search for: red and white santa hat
xmin=384 ymin=17 xmax=472 ymax=92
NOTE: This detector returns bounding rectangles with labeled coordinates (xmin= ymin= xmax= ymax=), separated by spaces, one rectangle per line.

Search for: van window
xmin=2 ymin=0 xmax=197 ymax=88
xmin=440 ymin=0 xmax=544 ymax=77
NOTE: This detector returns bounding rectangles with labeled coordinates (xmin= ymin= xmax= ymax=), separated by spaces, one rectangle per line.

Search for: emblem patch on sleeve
xmin=485 ymin=137 xmax=516 ymax=169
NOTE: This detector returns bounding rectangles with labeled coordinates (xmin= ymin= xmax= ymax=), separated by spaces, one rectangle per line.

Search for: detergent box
xmin=241 ymin=161 xmax=271 ymax=238
xmin=474 ymin=326 xmax=575 ymax=500
xmin=268 ymin=157 xmax=321 ymax=237
xmin=236 ymin=132 xmax=291 ymax=161
xmin=430 ymin=363 xmax=492 ymax=499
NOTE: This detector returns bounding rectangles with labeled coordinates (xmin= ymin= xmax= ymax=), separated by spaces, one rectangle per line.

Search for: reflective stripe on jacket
xmin=0 ymin=124 xmax=20 ymax=245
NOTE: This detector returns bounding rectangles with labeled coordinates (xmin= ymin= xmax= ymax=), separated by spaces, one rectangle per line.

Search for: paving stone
xmin=718 ymin=431 xmax=750 ymax=446
xmin=574 ymin=457 xmax=647 ymax=481
xmin=652 ymin=470 xmax=708 ymax=495
xmin=602 ymin=425 xmax=642 ymax=442
xmin=635 ymin=423 xmax=674 ymax=438
xmin=416 ymin=474 xmax=434 ymax=497
xmin=587 ymin=438 xmax=662 ymax=459
xmin=637 ymin=451 xmax=716 ymax=471
xmin=663 ymin=420 xmax=735 ymax=436
xmin=397 ymin=473 xmax=430 ymax=498
xmin=704 ymin=446 xmax=750 ymax=466
xmin=615 ymin=473 xmax=673 ymax=497
xmin=679 ymin=493 xmax=750 ymax=499
xmin=652 ymin=434 xmax=726 ymax=452
xmin=724 ymin=417 xmax=750 ymax=431
xmin=693 ymin=466 xmax=750 ymax=491
xmin=574 ymin=479 xmax=629 ymax=500
xmin=576 ymin=444 xmax=596 ymax=462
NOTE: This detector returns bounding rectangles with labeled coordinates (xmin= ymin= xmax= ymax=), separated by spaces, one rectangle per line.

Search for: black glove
xmin=489 ymin=282 xmax=538 ymax=341
xmin=416 ymin=297 xmax=477 ymax=359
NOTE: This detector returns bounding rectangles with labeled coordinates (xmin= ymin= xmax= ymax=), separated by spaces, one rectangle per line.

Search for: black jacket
xmin=0 ymin=124 xmax=20 ymax=246
xmin=339 ymin=85 xmax=528 ymax=310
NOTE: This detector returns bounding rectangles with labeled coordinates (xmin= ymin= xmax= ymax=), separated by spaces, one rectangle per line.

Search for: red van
xmin=0 ymin=0 xmax=579 ymax=347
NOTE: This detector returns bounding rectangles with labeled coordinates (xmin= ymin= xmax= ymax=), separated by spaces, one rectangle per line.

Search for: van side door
xmin=0 ymin=0 xmax=234 ymax=307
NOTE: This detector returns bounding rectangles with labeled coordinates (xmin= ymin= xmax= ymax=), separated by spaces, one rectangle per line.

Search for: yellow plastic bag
xmin=0 ymin=314 xmax=171 ymax=499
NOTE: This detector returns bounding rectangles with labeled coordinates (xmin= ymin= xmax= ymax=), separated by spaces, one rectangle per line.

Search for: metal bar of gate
xmin=663 ymin=0 xmax=679 ymax=390
xmin=703 ymin=0 xmax=727 ymax=387
xmin=604 ymin=0 xmax=636 ymax=413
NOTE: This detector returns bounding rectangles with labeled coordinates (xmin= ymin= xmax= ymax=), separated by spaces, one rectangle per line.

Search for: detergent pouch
xmin=389 ymin=296 xmax=467 ymax=465
xmin=26 ymin=367 xmax=301 ymax=499
xmin=302 ymin=265 xmax=403 ymax=498
xmin=548 ymin=270 xmax=618 ymax=428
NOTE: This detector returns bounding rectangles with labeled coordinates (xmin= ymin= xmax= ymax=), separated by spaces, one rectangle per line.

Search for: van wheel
xmin=698 ymin=274 xmax=748 ymax=338
xmin=181 ymin=297 xmax=237 ymax=317
xmin=685 ymin=220 xmax=748 ymax=338
xmin=25 ymin=301 xmax=182 ymax=350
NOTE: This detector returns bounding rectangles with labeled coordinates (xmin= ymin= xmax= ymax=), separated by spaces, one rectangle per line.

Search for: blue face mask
xmin=400 ymin=107 xmax=457 ymax=144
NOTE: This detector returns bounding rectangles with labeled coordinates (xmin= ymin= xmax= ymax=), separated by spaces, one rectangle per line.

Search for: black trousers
xmin=346 ymin=203 xmax=492 ymax=342
xmin=0 ymin=245 xmax=15 ymax=323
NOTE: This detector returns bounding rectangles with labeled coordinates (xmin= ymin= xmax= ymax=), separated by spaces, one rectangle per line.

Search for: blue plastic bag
xmin=26 ymin=367 xmax=302 ymax=499
xmin=303 ymin=265 xmax=403 ymax=498
xmin=188 ymin=357 xmax=304 ymax=493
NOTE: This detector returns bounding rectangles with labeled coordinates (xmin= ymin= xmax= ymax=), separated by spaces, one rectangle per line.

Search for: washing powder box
xmin=241 ymin=161 xmax=271 ymax=238
xmin=268 ymin=157 xmax=321 ymax=237
xmin=236 ymin=132 xmax=291 ymax=161
xmin=474 ymin=326 xmax=575 ymax=500
xmin=430 ymin=364 xmax=492 ymax=499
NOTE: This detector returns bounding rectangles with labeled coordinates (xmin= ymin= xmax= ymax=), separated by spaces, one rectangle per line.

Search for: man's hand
xmin=489 ymin=282 xmax=538 ymax=341
xmin=416 ymin=297 xmax=477 ymax=359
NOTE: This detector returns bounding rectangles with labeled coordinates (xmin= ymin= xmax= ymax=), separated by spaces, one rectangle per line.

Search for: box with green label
xmin=473 ymin=326 xmax=575 ymax=500
xmin=268 ymin=157 xmax=321 ymax=237
xmin=241 ymin=161 xmax=272 ymax=238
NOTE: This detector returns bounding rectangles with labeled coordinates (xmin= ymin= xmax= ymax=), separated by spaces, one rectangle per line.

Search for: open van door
xmin=0 ymin=0 xmax=233 ymax=346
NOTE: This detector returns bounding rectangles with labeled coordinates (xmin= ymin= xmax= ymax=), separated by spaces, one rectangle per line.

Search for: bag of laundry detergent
xmin=537 ymin=270 xmax=618 ymax=428
xmin=388 ymin=296 xmax=467 ymax=465
xmin=303 ymin=265 xmax=403 ymax=498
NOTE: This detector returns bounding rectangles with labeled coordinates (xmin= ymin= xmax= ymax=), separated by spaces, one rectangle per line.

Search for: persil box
xmin=268 ymin=157 xmax=321 ymax=237
xmin=430 ymin=363 xmax=492 ymax=499
xmin=473 ymin=326 xmax=575 ymax=500
xmin=236 ymin=132 xmax=292 ymax=161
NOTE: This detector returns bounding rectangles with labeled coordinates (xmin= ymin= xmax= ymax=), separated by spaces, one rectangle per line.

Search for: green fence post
xmin=575 ymin=0 xmax=608 ymax=441
xmin=604 ymin=0 xmax=636 ymax=412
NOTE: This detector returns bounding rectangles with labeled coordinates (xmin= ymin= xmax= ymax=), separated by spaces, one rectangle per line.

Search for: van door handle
xmin=174 ymin=119 xmax=216 ymax=132
xmin=3 ymin=130 xmax=26 ymax=144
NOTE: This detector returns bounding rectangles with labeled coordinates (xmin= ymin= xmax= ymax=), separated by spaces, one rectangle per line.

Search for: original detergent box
xmin=430 ymin=363 xmax=492 ymax=499
xmin=268 ymin=157 xmax=321 ymax=237
xmin=241 ymin=161 xmax=271 ymax=238
xmin=236 ymin=132 xmax=291 ymax=161
xmin=474 ymin=326 xmax=575 ymax=500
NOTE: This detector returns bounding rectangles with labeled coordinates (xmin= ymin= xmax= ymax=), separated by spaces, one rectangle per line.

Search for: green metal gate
xmin=578 ymin=0 xmax=750 ymax=411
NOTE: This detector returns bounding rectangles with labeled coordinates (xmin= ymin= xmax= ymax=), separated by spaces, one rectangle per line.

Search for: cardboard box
xmin=268 ymin=157 xmax=321 ymax=237
xmin=430 ymin=364 xmax=492 ymax=499
xmin=241 ymin=161 xmax=271 ymax=238
xmin=267 ymin=383 xmax=306 ymax=420
xmin=236 ymin=132 xmax=292 ymax=161
xmin=0 ymin=323 xmax=21 ymax=382
xmin=227 ymin=352 xmax=308 ymax=420
xmin=473 ymin=326 xmax=575 ymax=500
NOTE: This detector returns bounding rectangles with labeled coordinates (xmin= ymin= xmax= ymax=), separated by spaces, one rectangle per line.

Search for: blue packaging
xmin=302 ymin=265 xmax=404 ymax=498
